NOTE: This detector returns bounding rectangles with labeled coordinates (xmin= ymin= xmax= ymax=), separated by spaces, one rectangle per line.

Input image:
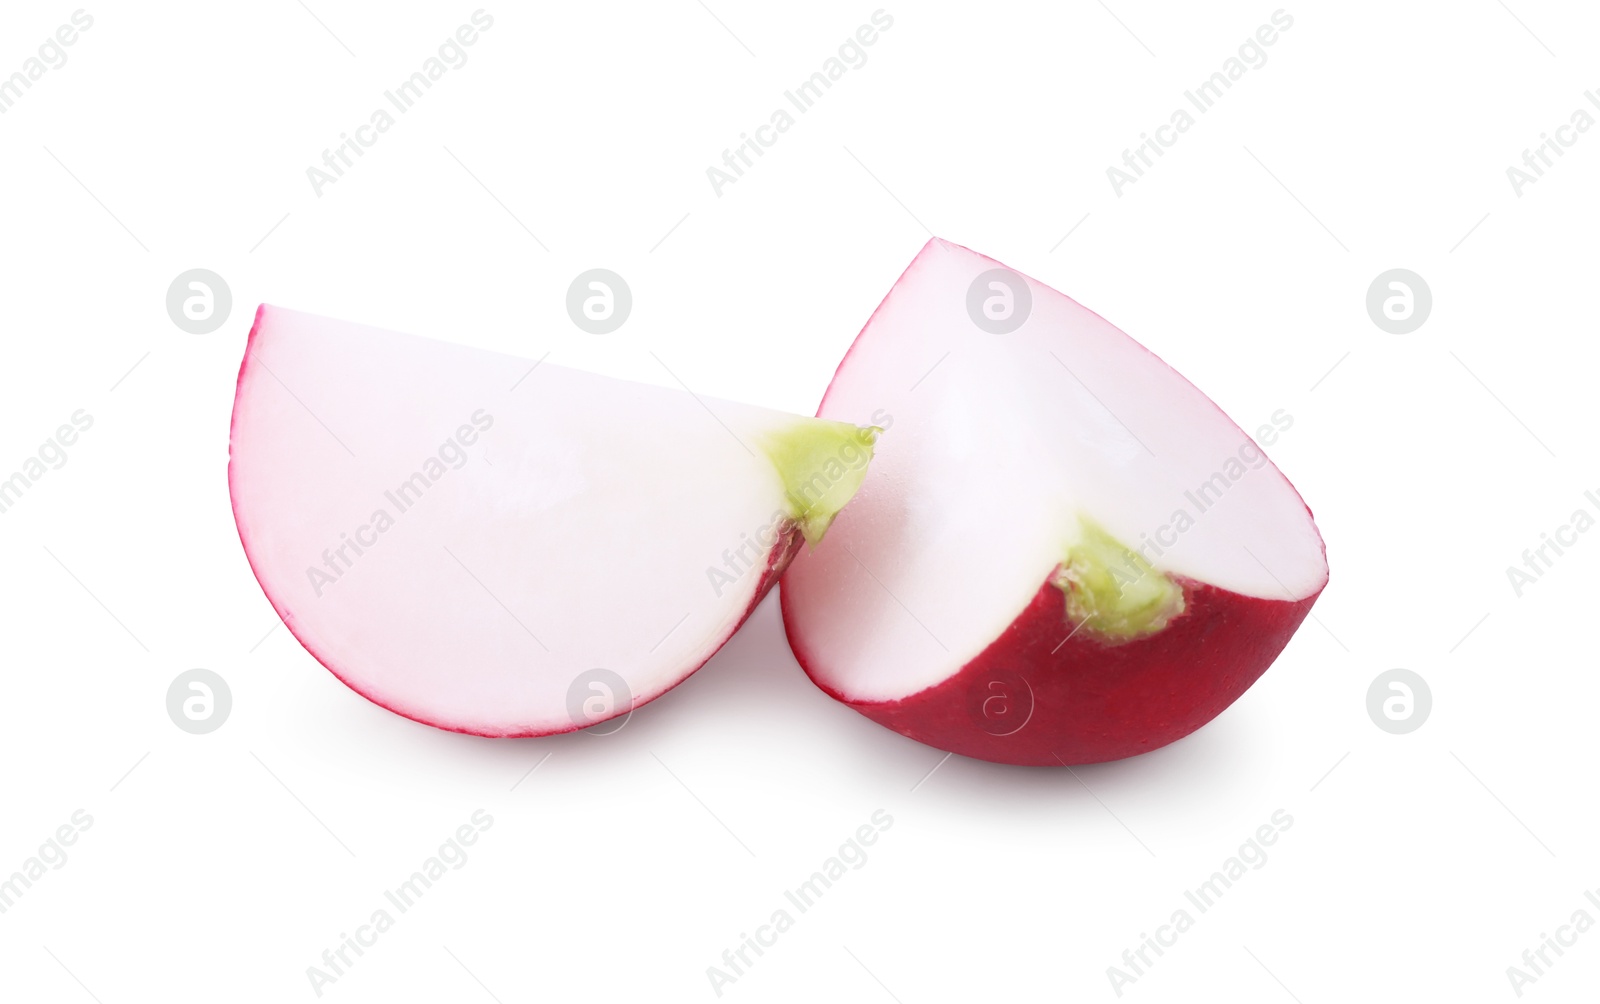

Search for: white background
xmin=1 ymin=1 xmax=1596 ymax=1001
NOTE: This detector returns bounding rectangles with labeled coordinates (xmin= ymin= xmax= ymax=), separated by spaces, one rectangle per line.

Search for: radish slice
xmin=230 ymin=306 xmax=874 ymax=736
xmin=780 ymin=239 xmax=1327 ymax=765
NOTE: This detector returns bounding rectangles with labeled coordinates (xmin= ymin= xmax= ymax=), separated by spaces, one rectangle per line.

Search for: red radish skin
xmin=784 ymin=574 xmax=1320 ymax=766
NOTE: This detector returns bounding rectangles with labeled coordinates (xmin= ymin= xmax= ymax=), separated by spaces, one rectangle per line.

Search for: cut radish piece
xmin=230 ymin=306 xmax=876 ymax=736
xmin=780 ymin=239 xmax=1328 ymax=765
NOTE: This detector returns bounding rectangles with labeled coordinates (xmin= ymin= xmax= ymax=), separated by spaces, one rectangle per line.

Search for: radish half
xmin=780 ymin=239 xmax=1328 ymax=766
xmin=230 ymin=306 xmax=876 ymax=736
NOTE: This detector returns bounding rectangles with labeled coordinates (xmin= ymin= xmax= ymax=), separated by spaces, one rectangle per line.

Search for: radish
xmin=780 ymin=239 xmax=1328 ymax=765
xmin=230 ymin=306 xmax=876 ymax=736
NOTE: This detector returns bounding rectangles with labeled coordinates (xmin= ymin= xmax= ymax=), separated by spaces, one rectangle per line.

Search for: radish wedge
xmin=230 ymin=306 xmax=875 ymax=736
xmin=780 ymin=240 xmax=1328 ymax=765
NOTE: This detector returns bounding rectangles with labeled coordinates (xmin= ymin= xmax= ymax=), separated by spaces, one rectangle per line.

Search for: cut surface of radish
xmin=781 ymin=239 xmax=1327 ymax=764
xmin=231 ymin=306 xmax=874 ymax=736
